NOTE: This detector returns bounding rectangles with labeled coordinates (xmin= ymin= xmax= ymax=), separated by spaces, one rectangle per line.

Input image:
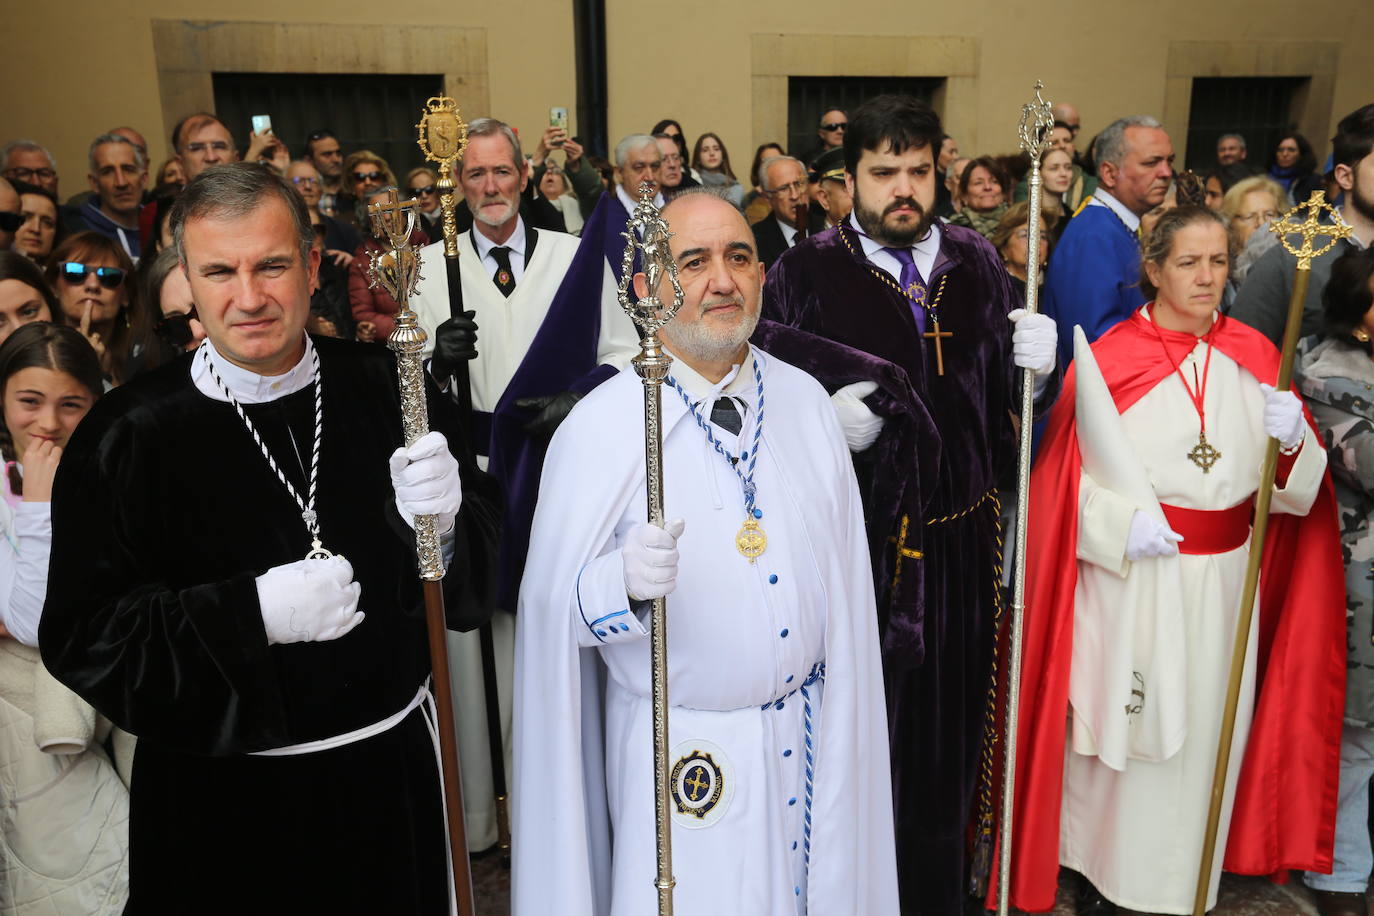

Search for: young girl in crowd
xmin=0 ymin=251 xmax=59 ymax=347
xmin=0 ymin=321 xmax=130 ymax=912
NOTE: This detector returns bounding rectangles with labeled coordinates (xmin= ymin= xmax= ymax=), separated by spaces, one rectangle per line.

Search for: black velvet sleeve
xmin=39 ymin=403 xmax=292 ymax=754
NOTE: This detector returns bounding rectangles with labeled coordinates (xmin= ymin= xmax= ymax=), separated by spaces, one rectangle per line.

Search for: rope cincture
xmin=668 ymin=356 xmax=765 ymax=517
xmin=201 ymin=343 xmax=325 ymax=544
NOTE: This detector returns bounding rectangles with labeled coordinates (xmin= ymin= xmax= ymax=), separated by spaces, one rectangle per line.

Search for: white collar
xmin=470 ymin=215 xmax=527 ymax=262
xmin=616 ymin=183 xmax=665 ymax=214
xmin=846 ymin=211 xmax=942 ymax=261
xmin=191 ymin=334 xmax=316 ymax=405
xmin=664 ymin=343 xmax=758 ymax=408
xmin=1091 ymin=187 xmax=1141 ymax=232
xmin=775 ymin=215 xmax=798 ymax=245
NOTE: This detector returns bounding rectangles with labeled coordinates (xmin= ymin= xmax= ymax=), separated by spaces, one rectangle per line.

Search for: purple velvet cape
xmin=760 ymin=222 xmax=1022 ymax=914
xmin=484 ymin=193 xmax=632 ymax=609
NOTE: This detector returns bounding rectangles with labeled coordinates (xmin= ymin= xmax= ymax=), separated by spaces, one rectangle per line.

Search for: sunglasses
xmin=408 ymin=185 xmax=437 ymax=196
xmin=155 ymin=305 xmax=200 ymax=348
xmin=59 ymin=261 xmax=126 ymax=289
xmin=820 ymin=122 xmax=848 ymax=132
xmin=0 ymin=211 xmax=22 ymax=233
xmin=352 ymin=170 xmax=384 ymax=183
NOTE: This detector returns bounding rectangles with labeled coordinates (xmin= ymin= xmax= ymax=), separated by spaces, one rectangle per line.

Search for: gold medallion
xmin=1187 ymin=431 xmax=1222 ymax=473
xmin=736 ymin=517 xmax=767 ymax=563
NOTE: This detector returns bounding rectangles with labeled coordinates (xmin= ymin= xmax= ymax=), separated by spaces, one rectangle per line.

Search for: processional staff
xmin=366 ymin=188 xmax=478 ymax=916
xmin=417 ymin=95 xmax=512 ymax=863
xmin=616 ymin=183 xmax=687 ymax=915
xmin=1190 ymin=192 xmax=1353 ymax=916
xmin=995 ymin=80 xmax=1055 ymax=916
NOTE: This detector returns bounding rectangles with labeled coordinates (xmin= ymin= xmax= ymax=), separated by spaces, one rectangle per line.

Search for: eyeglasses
xmin=768 ymin=180 xmax=807 ymax=196
xmin=58 ymin=262 xmax=126 ymax=289
xmin=820 ymin=122 xmax=848 ymax=132
xmin=291 ymin=176 xmax=320 ymax=187
xmin=0 ymin=211 xmax=22 ymax=233
xmin=661 ymin=154 xmax=683 ymax=166
xmin=352 ymin=170 xmax=384 ymax=183
xmin=3 ymin=166 xmax=56 ymax=182
xmin=155 ymin=305 xmax=200 ymax=348
xmin=184 ymin=141 xmax=232 ymax=155
xmin=1234 ymin=210 xmax=1280 ymax=225
xmin=408 ymin=185 xmax=437 ymax=196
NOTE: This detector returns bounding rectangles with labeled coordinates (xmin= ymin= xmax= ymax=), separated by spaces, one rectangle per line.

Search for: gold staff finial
xmin=365 ymin=188 xmax=424 ymax=311
xmin=1017 ymin=80 xmax=1055 ymax=159
xmin=417 ymin=96 xmax=470 ymax=260
xmin=1270 ymin=191 xmax=1354 ymax=270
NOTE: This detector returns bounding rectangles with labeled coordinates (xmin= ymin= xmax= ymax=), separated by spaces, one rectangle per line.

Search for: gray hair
xmin=614 ymin=133 xmax=658 ymax=168
xmin=1 ymin=139 xmax=56 ymax=170
xmin=465 ymin=118 xmax=524 ymax=171
xmin=1093 ymin=115 xmax=1164 ymax=169
xmin=88 ymin=133 xmax=147 ymax=174
xmin=759 ymin=155 xmax=805 ymax=191
xmin=171 ymin=162 xmax=313 ymax=267
xmin=1217 ymin=132 xmax=1247 ymax=151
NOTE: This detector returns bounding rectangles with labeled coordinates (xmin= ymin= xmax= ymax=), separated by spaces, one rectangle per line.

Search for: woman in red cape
xmin=997 ymin=207 xmax=1344 ymax=913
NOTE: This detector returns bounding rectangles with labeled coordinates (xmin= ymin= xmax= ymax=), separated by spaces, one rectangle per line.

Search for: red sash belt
xmin=1159 ymin=500 xmax=1253 ymax=556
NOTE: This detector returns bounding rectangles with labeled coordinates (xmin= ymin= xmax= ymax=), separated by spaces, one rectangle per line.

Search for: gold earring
xmin=1356 ymin=329 xmax=1371 ymax=343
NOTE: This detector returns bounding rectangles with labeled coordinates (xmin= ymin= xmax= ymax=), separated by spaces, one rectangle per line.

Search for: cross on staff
xmin=1270 ymin=190 xmax=1354 ymax=268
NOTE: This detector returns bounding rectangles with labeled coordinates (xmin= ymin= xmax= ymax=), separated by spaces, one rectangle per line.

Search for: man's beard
xmin=852 ymin=187 xmax=935 ymax=247
xmin=474 ymin=195 xmax=518 ymax=228
xmin=1349 ymin=170 xmax=1374 ymax=224
xmin=662 ymin=295 xmax=760 ymax=364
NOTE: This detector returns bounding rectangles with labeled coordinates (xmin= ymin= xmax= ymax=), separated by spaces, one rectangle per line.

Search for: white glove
xmin=623 ymin=518 xmax=686 ymax=601
xmin=1125 ymin=510 xmax=1184 ymax=562
xmin=831 ymin=381 xmax=885 ymax=452
xmin=256 ymin=555 xmax=364 ymax=645
xmin=1259 ymin=383 xmax=1305 ymax=449
xmin=1008 ymin=308 xmax=1057 ymax=376
xmin=389 ymin=430 xmax=463 ymax=534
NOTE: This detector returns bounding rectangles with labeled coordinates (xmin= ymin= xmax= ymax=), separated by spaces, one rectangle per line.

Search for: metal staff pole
xmin=1190 ymin=192 xmax=1352 ymax=916
xmin=616 ymin=182 xmax=686 ymax=915
xmin=996 ymin=81 xmax=1055 ymax=916
xmin=367 ymin=188 xmax=477 ymax=916
xmin=418 ymin=96 xmax=512 ymax=863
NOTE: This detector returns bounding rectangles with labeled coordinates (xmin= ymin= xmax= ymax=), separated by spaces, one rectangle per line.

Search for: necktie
xmin=710 ymin=397 xmax=743 ymax=435
xmin=883 ymin=246 xmax=927 ymax=334
xmin=491 ymin=246 xmax=516 ymax=297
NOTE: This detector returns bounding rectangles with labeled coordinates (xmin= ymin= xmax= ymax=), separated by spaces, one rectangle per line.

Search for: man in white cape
xmin=409 ymin=118 xmax=639 ymax=850
xmin=512 ymin=191 xmax=898 ymax=914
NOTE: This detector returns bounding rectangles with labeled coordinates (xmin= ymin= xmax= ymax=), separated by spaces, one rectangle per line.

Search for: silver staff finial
xmin=1017 ymin=80 xmax=1055 ymax=159
xmin=616 ymin=182 xmax=685 ymax=335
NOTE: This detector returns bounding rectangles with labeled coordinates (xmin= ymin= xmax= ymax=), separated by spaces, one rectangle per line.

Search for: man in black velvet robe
xmin=760 ymin=95 xmax=1059 ymax=915
xmin=39 ymin=163 xmax=499 ymax=915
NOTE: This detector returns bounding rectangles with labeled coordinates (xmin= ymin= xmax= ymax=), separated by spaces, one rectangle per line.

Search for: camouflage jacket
xmin=1296 ymin=336 xmax=1374 ymax=725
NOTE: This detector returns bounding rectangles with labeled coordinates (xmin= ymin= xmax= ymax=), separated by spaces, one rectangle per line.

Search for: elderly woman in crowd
xmin=692 ymin=133 xmax=745 ymax=210
xmin=43 ymin=232 xmax=137 ymax=386
xmin=1295 ymin=245 xmax=1374 ymax=916
xmin=1222 ymin=174 xmax=1286 ymax=289
xmin=0 ymin=321 xmax=129 ymax=914
xmin=13 ymin=183 xmax=59 ymax=265
xmin=989 ymin=202 xmax=1052 ymax=302
xmin=536 ymin=164 xmax=583 ymax=235
xmin=404 ymin=166 xmax=443 ymax=238
xmin=339 ymin=149 xmax=396 ymax=230
xmin=0 ymin=252 xmax=58 ymax=347
xmin=949 ymin=156 xmax=1010 ymax=239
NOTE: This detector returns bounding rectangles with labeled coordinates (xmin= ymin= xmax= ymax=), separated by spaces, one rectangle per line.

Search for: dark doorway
xmin=1185 ymin=76 xmax=1310 ymax=173
xmin=212 ymin=72 xmax=445 ymax=178
xmin=787 ymin=76 xmax=944 ymax=163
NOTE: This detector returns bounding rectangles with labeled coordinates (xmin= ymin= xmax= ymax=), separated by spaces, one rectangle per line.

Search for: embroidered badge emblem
xmin=669 ymin=739 xmax=735 ymax=829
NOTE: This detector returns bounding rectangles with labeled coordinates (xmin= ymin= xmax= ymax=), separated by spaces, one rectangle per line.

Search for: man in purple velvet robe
xmin=760 ymin=94 xmax=1059 ymax=915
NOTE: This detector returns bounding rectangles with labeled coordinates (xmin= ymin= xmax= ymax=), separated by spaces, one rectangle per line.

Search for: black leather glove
xmin=431 ymin=311 xmax=479 ymax=381
xmin=515 ymin=391 xmax=584 ymax=440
